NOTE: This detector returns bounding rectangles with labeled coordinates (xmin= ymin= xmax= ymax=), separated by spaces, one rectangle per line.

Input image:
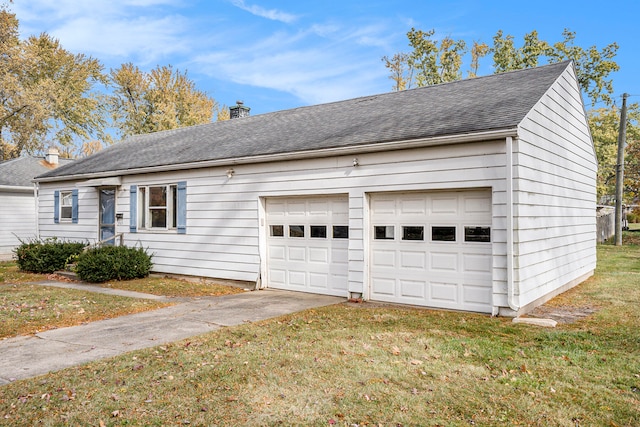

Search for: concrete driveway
xmin=0 ymin=283 xmax=343 ymax=385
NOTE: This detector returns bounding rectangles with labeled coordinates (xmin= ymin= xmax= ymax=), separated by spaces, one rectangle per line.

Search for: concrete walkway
xmin=0 ymin=282 xmax=344 ymax=385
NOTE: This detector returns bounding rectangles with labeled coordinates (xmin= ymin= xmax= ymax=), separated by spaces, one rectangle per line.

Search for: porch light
xmin=226 ymin=168 xmax=235 ymax=178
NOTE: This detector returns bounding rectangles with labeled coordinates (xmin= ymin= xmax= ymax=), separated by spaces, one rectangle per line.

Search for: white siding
xmin=38 ymin=141 xmax=509 ymax=304
xmin=38 ymin=183 xmax=99 ymax=244
xmin=0 ymin=190 xmax=37 ymax=258
xmin=514 ymin=65 xmax=597 ymax=308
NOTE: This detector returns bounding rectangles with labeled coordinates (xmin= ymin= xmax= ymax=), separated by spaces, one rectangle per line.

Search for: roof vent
xmin=45 ymin=147 xmax=59 ymax=165
xmin=229 ymin=101 xmax=250 ymax=119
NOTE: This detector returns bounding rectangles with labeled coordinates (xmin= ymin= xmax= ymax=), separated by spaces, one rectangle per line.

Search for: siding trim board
xmin=34 ymin=62 xmax=597 ymax=316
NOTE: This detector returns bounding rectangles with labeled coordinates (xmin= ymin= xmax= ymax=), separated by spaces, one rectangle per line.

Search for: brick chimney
xmin=45 ymin=147 xmax=59 ymax=165
xmin=229 ymin=101 xmax=250 ymax=119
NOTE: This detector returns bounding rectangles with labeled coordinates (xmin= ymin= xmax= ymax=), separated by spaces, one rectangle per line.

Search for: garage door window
xmin=374 ymin=225 xmax=395 ymax=240
xmin=333 ymin=225 xmax=349 ymax=239
xmin=432 ymin=226 xmax=456 ymax=241
xmin=465 ymin=226 xmax=491 ymax=242
xmin=289 ymin=225 xmax=305 ymax=238
xmin=402 ymin=226 xmax=424 ymax=241
xmin=270 ymin=225 xmax=284 ymax=237
xmin=310 ymin=225 xmax=327 ymax=238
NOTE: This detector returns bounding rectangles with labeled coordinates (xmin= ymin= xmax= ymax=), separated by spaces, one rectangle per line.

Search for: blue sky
xmin=11 ymin=0 xmax=640 ymax=116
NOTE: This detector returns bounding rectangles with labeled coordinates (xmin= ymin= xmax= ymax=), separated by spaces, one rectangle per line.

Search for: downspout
xmin=506 ymin=136 xmax=519 ymax=313
xmin=33 ymin=182 xmax=40 ymax=238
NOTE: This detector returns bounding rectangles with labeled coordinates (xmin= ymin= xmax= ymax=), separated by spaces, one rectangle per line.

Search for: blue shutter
xmin=71 ymin=189 xmax=79 ymax=223
xmin=130 ymin=185 xmax=137 ymax=233
xmin=177 ymin=181 xmax=187 ymax=234
xmin=53 ymin=190 xmax=60 ymax=223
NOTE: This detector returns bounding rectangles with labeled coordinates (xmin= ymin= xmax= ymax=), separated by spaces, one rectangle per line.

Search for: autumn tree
xmin=0 ymin=7 xmax=107 ymax=160
xmin=109 ymin=63 xmax=217 ymax=138
xmin=383 ymin=28 xmax=619 ymax=107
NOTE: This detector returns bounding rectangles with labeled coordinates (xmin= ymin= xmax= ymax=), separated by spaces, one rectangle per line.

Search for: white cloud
xmin=230 ymin=0 xmax=298 ymax=24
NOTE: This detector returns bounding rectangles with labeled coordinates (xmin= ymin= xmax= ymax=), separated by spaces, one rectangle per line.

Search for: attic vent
xmin=230 ymin=101 xmax=250 ymax=119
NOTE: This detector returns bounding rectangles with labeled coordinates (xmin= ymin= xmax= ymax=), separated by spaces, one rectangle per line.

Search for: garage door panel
xmin=309 ymin=273 xmax=328 ymax=289
xmin=400 ymin=251 xmax=426 ymax=269
xmin=463 ymin=253 xmax=492 ymax=273
xmin=288 ymin=271 xmax=307 ymax=287
xmin=372 ymin=249 xmax=396 ymax=267
xmin=288 ymin=246 xmax=306 ymax=262
xmin=270 ymin=269 xmax=286 ymax=285
xmin=430 ymin=281 xmax=459 ymax=304
xmin=332 ymin=248 xmax=348 ymax=264
xmin=371 ymin=198 xmax=396 ymax=215
xmin=331 ymin=274 xmax=348 ymax=291
xmin=370 ymin=190 xmax=492 ymax=313
xmin=463 ymin=196 xmax=492 ymax=214
xmin=400 ymin=279 xmax=426 ymax=299
xmin=371 ymin=277 xmax=396 ymax=297
xmin=430 ymin=252 xmax=458 ymax=272
xmin=400 ymin=197 xmax=427 ymax=215
xmin=309 ymin=247 xmax=329 ymax=263
xmin=431 ymin=196 xmax=458 ymax=214
xmin=462 ymin=284 xmax=492 ymax=306
xmin=269 ymin=245 xmax=286 ymax=261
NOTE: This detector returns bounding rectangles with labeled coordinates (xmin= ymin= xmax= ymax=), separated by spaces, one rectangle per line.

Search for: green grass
xmin=97 ymin=276 xmax=247 ymax=298
xmin=0 ymin=242 xmax=639 ymax=426
xmin=0 ymin=283 xmax=171 ymax=339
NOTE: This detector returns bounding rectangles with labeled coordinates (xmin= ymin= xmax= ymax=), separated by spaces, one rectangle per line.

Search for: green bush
xmin=14 ymin=238 xmax=86 ymax=273
xmin=75 ymin=246 xmax=153 ymax=283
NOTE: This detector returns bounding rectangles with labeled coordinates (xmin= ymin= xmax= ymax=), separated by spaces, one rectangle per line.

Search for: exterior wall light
xmin=353 ymin=158 xmax=359 ymax=167
xmin=226 ymin=168 xmax=235 ymax=178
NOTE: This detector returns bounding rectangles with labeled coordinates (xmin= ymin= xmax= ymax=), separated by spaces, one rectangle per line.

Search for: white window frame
xmin=137 ymin=184 xmax=178 ymax=230
xmin=60 ymin=191 xmax=73 ymax=221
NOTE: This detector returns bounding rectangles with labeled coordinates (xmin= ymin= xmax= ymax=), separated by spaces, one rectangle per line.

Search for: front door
xmin=99 ymin=188 xmax=116 ymax=244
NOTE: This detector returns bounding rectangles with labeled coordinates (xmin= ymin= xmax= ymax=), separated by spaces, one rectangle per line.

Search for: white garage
xmin=265 ymin=196 xmax=349 ymax=296
xmin=369 ymin=190 xmax=493 ymax=312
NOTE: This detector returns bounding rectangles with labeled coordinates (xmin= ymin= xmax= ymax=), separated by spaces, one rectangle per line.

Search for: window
xmin=60 ymin=191 xmax=73 ymax=221
xmin=402 ymin=226 xmax=424 ymax=241
xmin=374 ymin=225 xmax=394 ymax=240
xmin=310 ymin=225 xmax=327 ymax=238
xmin=289 ymin=225 xmax=305 ymax=237
xmin=54 ymin=189 xmax=78 ymax=224
xmin=133 ymin=183 xmax=184 ymax=231
xmin=270 ymin=225 xmax=284 ymax=237
xmin=333 ymin=225 xmax=349 ymax=239
xmin=465 ymin=226 xmax=491 ymax=242
xmin=432 ymin=226 xmax=456 ymax=241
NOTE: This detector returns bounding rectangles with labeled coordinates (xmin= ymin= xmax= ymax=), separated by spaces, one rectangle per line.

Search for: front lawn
xmin=0 ymin=283 xmax=171 ymax=339
xmin=0 ymin=241 xmax=638 ymax=426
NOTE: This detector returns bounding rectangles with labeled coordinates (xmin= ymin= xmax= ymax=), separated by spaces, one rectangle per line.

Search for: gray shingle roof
xmin=0 ymin=156 xmax=74 ymax=187
xmin=37 ymin=61 xmax=571 ymax=181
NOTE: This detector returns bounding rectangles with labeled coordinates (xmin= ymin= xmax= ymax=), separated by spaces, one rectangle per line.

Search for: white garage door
xmin=370 ymin=190 xmax=493 ymax=313
xmin=266 ymin=196 xmax=349 ymax=296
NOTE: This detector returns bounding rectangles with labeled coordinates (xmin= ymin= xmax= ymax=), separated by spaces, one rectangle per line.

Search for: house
xmin=0 ymin=149 xmax=72 ymax=259
xmin=34 ymin=61 xmax=597 ymax=316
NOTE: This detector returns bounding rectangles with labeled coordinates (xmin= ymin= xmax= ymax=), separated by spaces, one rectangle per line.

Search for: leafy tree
xmin=381 ymin=52 xmax=412 ymax=91
xmin=0 ymin=8 xmax=107 ymax=160
xmin=384 ymin=28 xmax=619 ymax=107
xmin=109 ymin=63 xmax=217 ymax=138
xmin=589 ymin=103 xmax=640 ymax=202
xmin=216 ymin=104 xmax=231 ymax=121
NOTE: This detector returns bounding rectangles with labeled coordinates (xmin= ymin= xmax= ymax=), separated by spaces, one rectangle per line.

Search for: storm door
xmin=99 ymin=187 xmax=116 ymax=244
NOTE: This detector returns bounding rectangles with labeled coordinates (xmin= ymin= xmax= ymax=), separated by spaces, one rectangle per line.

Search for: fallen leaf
xmin=410 ymin=360 xmax=423 ymax=365
xmin=111 ymin=410 xmax=120 ymax=418
xmin=391 ymin=346 xmax=401 ymax=355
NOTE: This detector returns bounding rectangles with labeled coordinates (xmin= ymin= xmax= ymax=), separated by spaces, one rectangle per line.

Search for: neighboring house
xmin=0 ymin=149 xmax=72 ymax=259
xmin=34 ymin=61 xmax=597 ymax=316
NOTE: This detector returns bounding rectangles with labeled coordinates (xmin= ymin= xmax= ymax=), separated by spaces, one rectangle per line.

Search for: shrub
xmin=75 ymin=246 xmax=153 ymax=283
xmin=14 ymin=238 xmax=86 ymax=273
